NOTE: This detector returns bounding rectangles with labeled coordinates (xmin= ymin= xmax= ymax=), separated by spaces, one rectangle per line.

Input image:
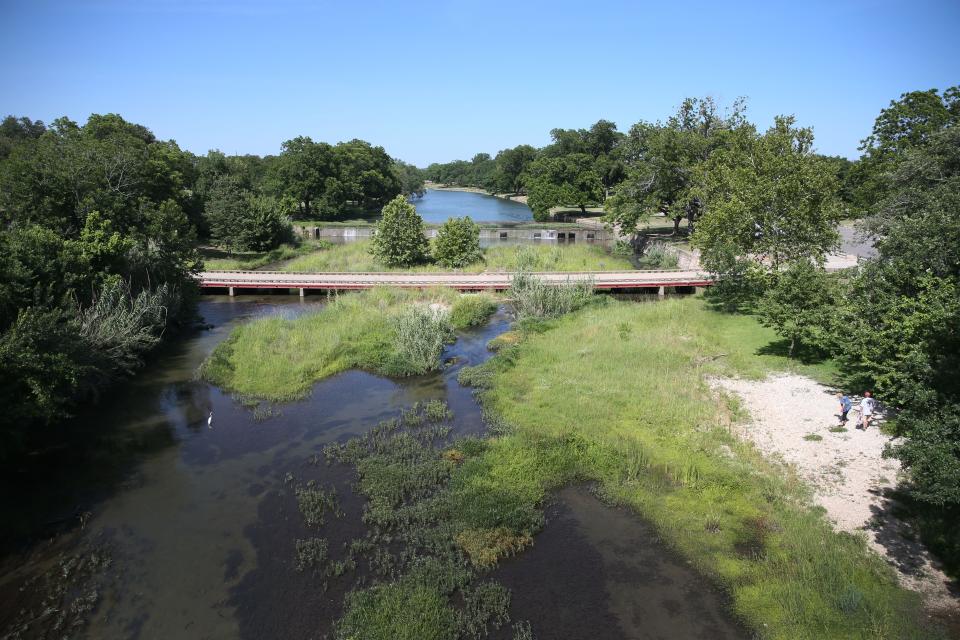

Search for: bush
xmin=449 ymin=294 xmax=497 ymax=330
xmin=432 ymin=216 xmax=482 ymax=268
xmin=392 ymin=305 xmax=452 ymax=375
xmin=508 ymin=270 xmax=594 ymax=319
xmin=206 ymin=176 xmax=292 ymax=251
xmin=370 ymin=195 xmax=429 ymax=267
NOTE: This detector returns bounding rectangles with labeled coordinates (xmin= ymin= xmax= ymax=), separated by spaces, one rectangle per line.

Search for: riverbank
xmin=424 ymin=181 xmax=529 ymax=205
xmin=466 ymin=295 xmax=938 ymax=638
xmin=712 ymin=374 xmax=959 ymax=626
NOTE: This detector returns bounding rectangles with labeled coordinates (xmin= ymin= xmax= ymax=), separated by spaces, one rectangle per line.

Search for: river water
xmin=413 ymin=189 xmax=533 ymax=223
xmin=0 ymin=295 xmax=745 ymax=640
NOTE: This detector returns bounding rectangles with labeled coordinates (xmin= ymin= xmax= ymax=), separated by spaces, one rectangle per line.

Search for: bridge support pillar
xmin=657 ymin=285 xmax=665 ymax=297
xmin=299 ymin=287 xmax=305 ymax=298
xmin=229 ymin=286 xmax=235 ymax=297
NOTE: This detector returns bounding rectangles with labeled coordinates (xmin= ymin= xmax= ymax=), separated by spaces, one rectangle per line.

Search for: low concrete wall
xmin=294 ymin=225 xmax=615 ymax=244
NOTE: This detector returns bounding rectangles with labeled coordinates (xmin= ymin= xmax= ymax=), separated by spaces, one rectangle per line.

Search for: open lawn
xmin=459 ymin=296 xmax=933 ymax=639
xmin=278 ymin=241 xmax=634 ymax=273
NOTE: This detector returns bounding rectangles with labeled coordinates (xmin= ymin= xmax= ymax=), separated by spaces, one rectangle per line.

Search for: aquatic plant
xmin=392 ymin=305 xmax=452 ymax=375
xmin=449 ymin=294 xmax=498 ymax=330
xmin=295 ymin=482 xmax=342 ymax=527
xmin=294 ymin=537 xmax=328 ymax=572
xmin=507 ymin=270 xmax=594 ymax=319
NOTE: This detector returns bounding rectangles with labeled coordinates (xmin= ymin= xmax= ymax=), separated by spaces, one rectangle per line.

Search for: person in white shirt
xmin=859 ymin=391 xmax=875 ymax=430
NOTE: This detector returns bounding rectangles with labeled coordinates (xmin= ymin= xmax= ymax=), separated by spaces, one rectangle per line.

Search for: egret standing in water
xmin=207 ymin=411 xmax=213 ymax=429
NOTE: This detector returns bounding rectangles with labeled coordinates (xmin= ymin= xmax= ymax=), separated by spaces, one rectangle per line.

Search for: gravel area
xmin=711 ymin=373 xmax=958 ymax=617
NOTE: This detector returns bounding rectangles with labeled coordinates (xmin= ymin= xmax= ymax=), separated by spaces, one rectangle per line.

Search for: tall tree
xmin=849 ymin=87 xmax=959 ymax=214
xmin=493 ymin=144 xmax=537 ymax=194
xmin=525 ymin=154 xmax=603 ymax=221
xmin=692 ymin=116 xmax=841 ymax=276
xmin=268 ymin=136 xmax=334 ymax=218
xmin=605 ymin=97 xmax=746 ymax=237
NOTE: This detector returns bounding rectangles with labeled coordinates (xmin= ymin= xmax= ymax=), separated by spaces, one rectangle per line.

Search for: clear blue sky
xmin=1 ymin=0 xmax=957 ymax=166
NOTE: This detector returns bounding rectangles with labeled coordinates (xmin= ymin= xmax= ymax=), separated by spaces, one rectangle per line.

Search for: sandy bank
xmin=712 ymin=374 xmax=958 ymax=620
xmin=424 ymin=182 xmax=528 ymax=205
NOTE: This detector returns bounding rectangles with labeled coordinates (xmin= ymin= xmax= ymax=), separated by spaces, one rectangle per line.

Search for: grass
xmin=199 ymin=287 xmax=462 ymax=401
xmin=456 ymin=296 xmax=937 ymax=639
xmin=278 ymin=240 xmax=633 ymax=273
xmin=449 ymin=294 xmax=498 ymax=330
xmin=201 ymin=242 xmax=323 ymax=270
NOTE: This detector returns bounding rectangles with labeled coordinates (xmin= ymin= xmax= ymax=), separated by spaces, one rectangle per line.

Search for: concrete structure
xmin=293 ymin=224 xmax=616 ymax=244
xmin=201 ymin=269 xmax=712 ymax=295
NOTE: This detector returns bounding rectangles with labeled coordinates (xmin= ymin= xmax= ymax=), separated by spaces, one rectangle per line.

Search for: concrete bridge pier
xmin=658 ymin=286 xmax=665 ymax=297
xmin=299 ymin=287 xmax=305 ymax=298
xmin=229 ymin=286 xmax=235 ymax=297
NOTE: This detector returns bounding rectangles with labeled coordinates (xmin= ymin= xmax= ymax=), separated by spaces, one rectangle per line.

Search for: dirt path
xmin=711 ymin=374 xmax=958 ymax=620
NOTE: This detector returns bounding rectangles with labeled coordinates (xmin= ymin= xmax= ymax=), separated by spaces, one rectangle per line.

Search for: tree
xmin=692 ymin=116 xmax=841 ymax=277
xmin=833 ymin=126 xmax=960 ymax=505
xmin=849 ymin=87 xmax=959 ymax=214
xmin=493 ymin=145 xmax=537 ymax=194
xmin=268 ymin=136 xmax=334 ymax=218
xmin=370 ymin=195 xmax=429 ymax=267
xmin=432 ymin=216 xmax=481 ymax=268
xmin=605 ymin=97 xmax=746 ymax=237
xmin=757 ymin=260 xmax=837 ymax=357
xmin=394 ymin=160 xmax=425 ymax=197
xmin=525 ymin=154 xmax=603 ymax=221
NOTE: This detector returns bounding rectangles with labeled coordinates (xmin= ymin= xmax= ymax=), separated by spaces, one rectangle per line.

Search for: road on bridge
xmin=199 ymin=269 xmax=713 ymax=293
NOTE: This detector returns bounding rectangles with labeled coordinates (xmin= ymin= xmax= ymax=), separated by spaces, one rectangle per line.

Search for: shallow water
xmin=0 ymin=295 xmax=745 ymax=640
xmin=413 ymin=189 xmax=533 ymax=223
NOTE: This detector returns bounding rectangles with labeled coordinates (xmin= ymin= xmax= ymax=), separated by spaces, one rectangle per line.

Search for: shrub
xmin=370 ymin=195 xmax=429 ymax=267
xmin=508 ymin=270 xmax=594 ymax=319
xmin=449 ymin=294 xmax=497 ymax=330
xmin=432 ymin=216 xmax=482 ymax=268
xmin=392 ymin=305 xmax=451 ymax=375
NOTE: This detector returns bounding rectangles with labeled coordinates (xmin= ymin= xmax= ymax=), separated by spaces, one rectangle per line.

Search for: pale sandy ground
xmin=711 ymin=374 xmax=959 ymax=620
xmin=424 ymin=182 xmax=528 ymax=204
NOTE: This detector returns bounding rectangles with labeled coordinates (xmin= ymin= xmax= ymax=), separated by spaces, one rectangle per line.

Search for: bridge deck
xmin=199 ymin=270 xmax=713 ymax=292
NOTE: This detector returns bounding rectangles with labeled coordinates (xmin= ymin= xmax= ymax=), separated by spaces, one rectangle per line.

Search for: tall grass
xmin=279 ymin=241 xmax=633 ymax=273
xmin=507 ymin=270 xmax=594 ymax=319
xmin=393 ymin=305 xmax=452 ymax=375
xmin=449 ymin=293 xmax=498 ymax=329
xmin=463 ymin=297 xmax=937 ymax=639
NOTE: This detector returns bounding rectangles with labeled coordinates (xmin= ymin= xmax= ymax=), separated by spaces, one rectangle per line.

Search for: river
xmin=0 ymin=296 xmax=744 ymax=640
xmin=412 ymin=189 xmax=533 ymax=223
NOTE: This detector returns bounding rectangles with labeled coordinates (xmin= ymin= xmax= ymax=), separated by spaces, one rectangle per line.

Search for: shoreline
xmin=424 ymin=182 xmax=529 ymax=205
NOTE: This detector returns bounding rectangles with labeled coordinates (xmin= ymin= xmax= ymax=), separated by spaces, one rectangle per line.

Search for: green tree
xmin=834 ymin=126 xmax=960 ymax=505
xmin=757 ymin=260 xmax=837 ymax=357
xmin=849 ymin=87 xmax=959 ymax=214
xmin=605 ymin=97 xmax=746 ymax=237
xmin=432 ymin=216 xmax=481 ymax=268
xmin=268 ymin=136 xmax=334 ymax=218
xmin=370 ymin=195 xmax=429 ymax=267
xmin=693 ymin=116 xmax=841 ymax=278
xmin=525 ymin=154 xmax=603 ymax=221
xmin=394 ymin=160 xmax=426 ymax=197
xmin=493 ymin=145 xmax=537 ymax=194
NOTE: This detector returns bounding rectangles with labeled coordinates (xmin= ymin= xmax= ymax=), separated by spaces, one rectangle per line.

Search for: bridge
xmin=199 ymin=269 xmax=714 ymax=296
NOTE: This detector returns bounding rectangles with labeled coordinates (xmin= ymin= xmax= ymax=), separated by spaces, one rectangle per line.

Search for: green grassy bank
xmin=201 ymin=242 xmax=322 ymax=270
xmin=457 ymin=296 xmax=933 ymax=639
xmin=199 ymin=288 xmax=496 ymax=400
xmin=279 ymin=241 xmax=633 ymax=273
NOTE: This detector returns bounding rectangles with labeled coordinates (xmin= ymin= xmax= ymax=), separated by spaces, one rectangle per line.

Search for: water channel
xmin=0 ymin=295 xmax=745 ymax=640
xmin=412 ymin=189 xmax=534 ymax=224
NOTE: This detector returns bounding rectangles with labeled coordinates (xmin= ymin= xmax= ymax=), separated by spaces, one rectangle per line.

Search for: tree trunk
xmin=672 ymin=216 xmax=682 ymax=235
xmin=789 ymin=337 xmax=795 ymax=358
xmin=580 ymin=204 xmax=587 ymax=214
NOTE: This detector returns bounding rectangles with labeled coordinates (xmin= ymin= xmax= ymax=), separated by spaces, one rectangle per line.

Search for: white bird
xmin=207 ymin=411 xmax=213 ymax=429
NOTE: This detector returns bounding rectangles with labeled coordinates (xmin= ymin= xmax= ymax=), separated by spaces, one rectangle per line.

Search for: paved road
xmin=199 ymin=269 xmax=714 ymax=291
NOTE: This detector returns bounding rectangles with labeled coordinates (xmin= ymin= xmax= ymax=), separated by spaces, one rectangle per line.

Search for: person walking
xmin=858 ymin=391 xmax=875 ymax=430
xmin=837 ymin=393 xmax=852 ymax=427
